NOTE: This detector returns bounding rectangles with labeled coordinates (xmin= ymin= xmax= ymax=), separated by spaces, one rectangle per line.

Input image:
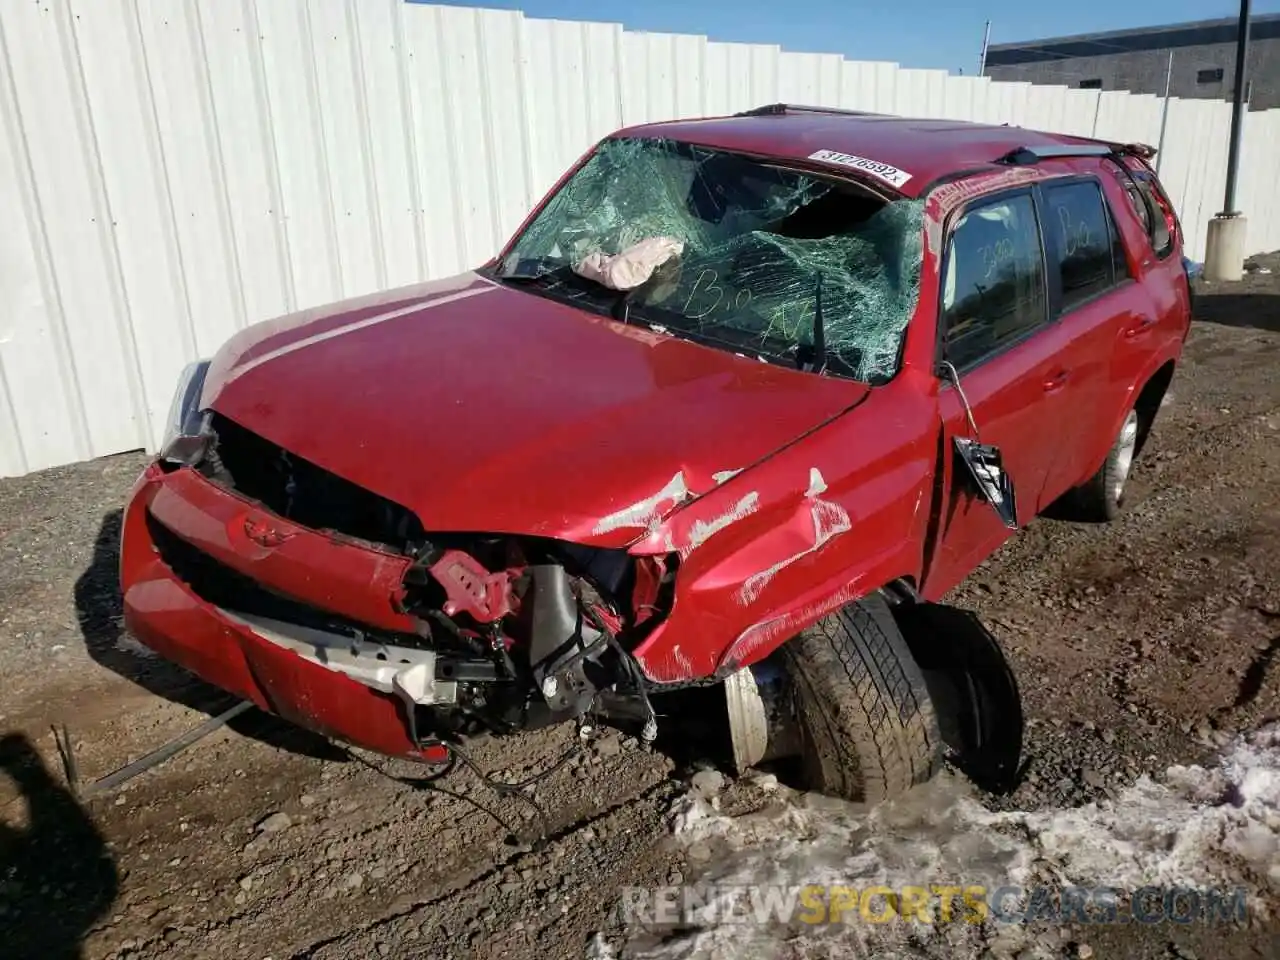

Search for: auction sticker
xmin=807 ymin=149 xmax=913 ymax=188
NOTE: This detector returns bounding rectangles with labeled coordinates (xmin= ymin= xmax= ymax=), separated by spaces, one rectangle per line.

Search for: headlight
xmin=160 ymin=359 xmax=212 ymax=465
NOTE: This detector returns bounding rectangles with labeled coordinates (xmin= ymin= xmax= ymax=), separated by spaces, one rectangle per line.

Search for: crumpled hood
xmin=202 ymin=272 xmax=868 ymax=547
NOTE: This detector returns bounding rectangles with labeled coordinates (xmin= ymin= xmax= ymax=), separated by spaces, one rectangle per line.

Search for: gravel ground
xmin=2 ymin=256 xmax=1280 ymax=960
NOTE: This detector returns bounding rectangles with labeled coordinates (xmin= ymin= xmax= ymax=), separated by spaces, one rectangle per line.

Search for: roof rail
xmin=734 ymin=103 xmax=885 ymax=118
xmin=997 ymin=140 xmax=1158 ymax=165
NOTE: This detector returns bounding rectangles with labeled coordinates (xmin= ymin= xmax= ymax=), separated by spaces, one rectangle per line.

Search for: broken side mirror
xmin=938 ymin=362 xmax=1018 ymax=530
xmin=953 ymin=437 xmax=1017 ymax=530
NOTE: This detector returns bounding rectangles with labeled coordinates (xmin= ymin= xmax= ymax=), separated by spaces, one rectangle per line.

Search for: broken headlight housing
xmin=160 ymin=359 xmax=212 ymax=466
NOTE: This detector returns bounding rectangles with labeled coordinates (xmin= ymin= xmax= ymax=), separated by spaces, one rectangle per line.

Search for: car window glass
xmin=1124 ymin=182 xmax=1152 ymax=235
xmin=942 ymin=193 xmax=1046 ymax=369
xmin=1042 ymin=181 xmax=1123 ymax=311
xmin=1109 ymin=194 xmax=1131 ymax=282
xmin=1137 ymin=177 xmax=1174 ymax=257
xmin=499 ymin=137 xmax=925 ymax=384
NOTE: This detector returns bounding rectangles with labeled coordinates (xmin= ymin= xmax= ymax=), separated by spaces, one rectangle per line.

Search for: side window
xmin=941 ymin=193 xmax=1047 ymax=369
xmin=1041 ymin=181 xmax=1128 ymax=312
xmin=1135 ymin=176 xmax=1174 ymax=258
xmin=1123 ymin=182 xmax=1152 ymax=235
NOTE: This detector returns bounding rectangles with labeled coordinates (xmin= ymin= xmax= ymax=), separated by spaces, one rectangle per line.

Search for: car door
xmin=1032 ymin=175 xmax=1153 ymax=505
xmin=923 ymin=188 xmax=1066 ymax=599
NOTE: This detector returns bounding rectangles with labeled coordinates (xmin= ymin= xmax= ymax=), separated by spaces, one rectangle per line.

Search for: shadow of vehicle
xmin=0 ymin=733 xmax=118 ymax=960
xmin=641 ymin=600 xmax=1027 ymax=799
xmin=1193 ymin=289 xmax=1280 ymax=334
xmin=894 ymin=601 xmax=1025 ymax=795
xmin=75 ymin=510 xmax=347 ymax=764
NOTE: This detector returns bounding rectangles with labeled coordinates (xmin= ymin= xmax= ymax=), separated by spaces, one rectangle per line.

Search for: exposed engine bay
xmin=157 ymin=412 xmax=676 ymax=749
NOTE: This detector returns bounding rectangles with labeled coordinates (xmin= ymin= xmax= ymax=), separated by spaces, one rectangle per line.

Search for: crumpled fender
xmin=626 ymin=380 xmax=941 ymax=683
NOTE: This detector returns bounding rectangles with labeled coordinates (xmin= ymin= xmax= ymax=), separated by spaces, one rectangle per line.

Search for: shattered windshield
xmin=496 ymin=137 xmax=924 ymax=383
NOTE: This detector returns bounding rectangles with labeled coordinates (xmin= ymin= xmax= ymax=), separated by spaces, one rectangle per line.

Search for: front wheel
xmin=783 ymin=593 xmax=942 ymax=802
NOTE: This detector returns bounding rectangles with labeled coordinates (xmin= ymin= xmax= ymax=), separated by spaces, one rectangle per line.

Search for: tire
xmin=783 ymin=593 xmax=942 ymax=802
xmin=1064 ymin=407 xmax=1141 ymax=523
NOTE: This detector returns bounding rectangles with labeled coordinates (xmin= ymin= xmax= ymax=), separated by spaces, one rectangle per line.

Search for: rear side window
xmin=1135 ymin=175 xmax=1174 ymax=258
xmin=941 ymin=193 xmax=1047 ymax=368
xmin=1123 ymin=182 xmax=1152 ymax=235
xmin=1041 ymin=180 xmax=1129 ymax=312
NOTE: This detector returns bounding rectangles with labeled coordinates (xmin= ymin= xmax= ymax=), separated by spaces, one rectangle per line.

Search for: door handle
xmin=1124 ymin=316 xmax=1158 ymax=339
xmin=1043 ymin=369 xmax=1070 ymax=392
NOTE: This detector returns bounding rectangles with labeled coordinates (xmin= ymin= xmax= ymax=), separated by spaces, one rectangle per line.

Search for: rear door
xmin=1032 ymin=175 xmax=1155 ymax=504
xmin=924 ymin=188 xmax=1065 ymax=598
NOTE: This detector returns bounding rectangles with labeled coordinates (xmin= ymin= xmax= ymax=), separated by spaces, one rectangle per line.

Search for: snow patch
xmin=593 ymin=472 xmax=691 ymax=535
xmin=585 ymin=932 xmax=619 ymax=959
xmin=617 ymin=725 xmax=1280 ymax=959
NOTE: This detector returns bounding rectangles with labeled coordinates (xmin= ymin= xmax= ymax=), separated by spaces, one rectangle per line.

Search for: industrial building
xmin=984 ymin=14 xmax=1280 ymax=110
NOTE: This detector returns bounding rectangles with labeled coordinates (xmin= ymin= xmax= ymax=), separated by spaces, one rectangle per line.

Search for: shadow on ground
xmin=74 ymin=510 xmax=348 ymax=764
xmin=0 ymin=733 xmax=117 ymax=960
xmin=1194 ymin=290 xmax=1280 ymax=333
xmin=640 ymin=601 xmax=1028 ymax=799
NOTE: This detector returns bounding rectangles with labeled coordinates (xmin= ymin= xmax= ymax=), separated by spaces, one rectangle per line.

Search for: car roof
xmin=618 ymin=108 xmax=1131 ymax=200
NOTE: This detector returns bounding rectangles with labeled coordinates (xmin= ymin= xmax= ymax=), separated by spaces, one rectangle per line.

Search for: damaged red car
xmin=121 ymin=105 xmax=1192 ymax=801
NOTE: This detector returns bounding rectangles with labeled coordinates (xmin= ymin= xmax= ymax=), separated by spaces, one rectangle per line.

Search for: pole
xmin=1204 ymin=0 xmax=1251 ymax=283
xmin=1155 ymin=51 xmax=1173 ymax=173
xmin=57 ymin=701 xmax=255 ymax=799
xmin=1222 ymin=0 xmax=1251 ymax=214
xmin=978 ymin=21 xmax=991 ymax=77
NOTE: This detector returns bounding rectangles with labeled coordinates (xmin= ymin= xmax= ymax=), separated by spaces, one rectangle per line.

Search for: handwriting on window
xmin=680 ymin=268 xmax=753 ymax=321
xmin=979 ymin=238 xmax=1016 ymax=280
xmin=680 ymin=266 xmax=819 ymax=344
xmin=1058 ymin=204 xmax=1095 ymax=257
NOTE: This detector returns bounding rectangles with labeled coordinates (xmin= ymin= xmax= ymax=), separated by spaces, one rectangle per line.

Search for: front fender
xmin=628 ymin=381 xmax=939 ymax=683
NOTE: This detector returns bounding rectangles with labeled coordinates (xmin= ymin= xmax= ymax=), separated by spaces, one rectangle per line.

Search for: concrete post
xmin=1205 ymin=0 xmax=1253 ymax=282
xmin=1204 ymin=215 xmax=1248 ymax=283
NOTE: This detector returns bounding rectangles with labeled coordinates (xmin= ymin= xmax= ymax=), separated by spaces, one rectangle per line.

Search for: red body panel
xmin=120 ymin=113 xmax=1189 ymax=755
xmin=147 ymin=467 xmax=415 ymax=632
xmin=203 ymin=272 xmax=867 ymax=545
xmin=627 ymin=376 xmax=939 ymax=680
xmin=121 ymin=466 xmax=427 ymax=759
xmin=926 ymin=333 xmax=1067 ymax=598
xmin=615 ymin=115 xmax=1121 ymax=201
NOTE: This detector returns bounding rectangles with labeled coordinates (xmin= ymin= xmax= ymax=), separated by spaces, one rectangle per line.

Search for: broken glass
xmin=498 ymin=137 xmax=924 ymax=383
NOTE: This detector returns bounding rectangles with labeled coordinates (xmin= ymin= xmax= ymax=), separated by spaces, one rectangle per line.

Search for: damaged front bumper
xmin=121 ymin=464 xmax=460 ymax=759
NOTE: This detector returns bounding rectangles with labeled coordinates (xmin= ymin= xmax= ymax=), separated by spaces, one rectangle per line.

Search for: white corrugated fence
xmin=1 ymin=0 xmax=1277 ymax=477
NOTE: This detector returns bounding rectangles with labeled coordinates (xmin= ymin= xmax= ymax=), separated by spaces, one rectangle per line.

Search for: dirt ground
xmin=2 ymin=258 xmax=1279 ymax=960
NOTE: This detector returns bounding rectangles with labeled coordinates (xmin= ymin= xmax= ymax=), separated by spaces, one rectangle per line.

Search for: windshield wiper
xmin=496 ymin=264 xmax=558 ymax=284
xmin=497 ymin=261 xmax=638 ymax=323
xmin=611 ymin=287 xmax=638 ymax=325
xmin=812 ymin=272 xmax=826 ymax=372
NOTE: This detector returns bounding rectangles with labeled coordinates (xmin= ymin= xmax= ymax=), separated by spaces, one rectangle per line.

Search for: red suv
xmin=120 ymin=105 xmax=1191 ymax=801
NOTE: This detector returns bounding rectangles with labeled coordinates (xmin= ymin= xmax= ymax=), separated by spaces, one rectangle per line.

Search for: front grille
xmin=202 ymin=413 xmax=424 ymax=550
